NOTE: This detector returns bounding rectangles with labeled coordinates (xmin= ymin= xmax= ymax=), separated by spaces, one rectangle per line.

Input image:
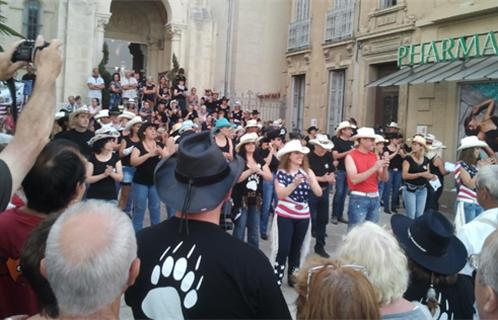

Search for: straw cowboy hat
xmin=87 ymin=127 xmax=120 ymax=146
xmin=309 ymin=134 xmax=334 ymax=151
xmin=374 ymin=134 xmax=388 ymax=144
xmin=335 ymin=121 xmax=353 ymax=134
xmin=154 ymin=131 xmax=244 ymax=214
xmin=410 ymin=135 xmax=428 ymax=150
xmin=276 ymin=139 xmax=310 ymax=160
xmin=118 ymin=111 xmax=135 ymax=120
xmin=70 ymin=106 xmax=90 ymax=118
xmin=245 ymin=119 xmax=261 ymax=129
xmin=457 ymin=136 xmax=489 ymax=151
xmin=125 ymin=116 xmax=144 ymax=132
xmin=235 ymin=132 xmax=259 ymax=152
xmin=94 ymin=109 xmax=110 ymax=120
xmin=352 ymin=127 xmax=377 ymax=140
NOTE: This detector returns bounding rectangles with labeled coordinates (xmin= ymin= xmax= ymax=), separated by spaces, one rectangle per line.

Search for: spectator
xmin=63 ymin=95 xmax=77 ymax=113
xmin=475 ymin=230 xmax=498 ymax=320
xmin=125 ymin=131 xmax=290 ymax=319
xmin=88 ymin=97 xmax=101 ymax=116
xmin=157 ymin=75 xmax=170 ymax=105
xmin=383 ymin=132 xmax=405 ymax=214
xmin=42 ymin=200 xmax=139 ymax=318
xmin=121 ymin=71 xmax=138 ymax=103
xmin=187 ymin=87 xmax=198 ymax=106
xmin=55 ymin=107 xmax=95 ymax=159
xmin=142 ymin=76 xmax=157 ymax=107
xmin=0 ymin=140 xmax=87 ymax=317
xmin=21 ymin=64 xmax=36 ymax=101
xmin=87 ymin=67 xmax=105 ymax=103
xmin=109 ymin=72 xmax=122 ymax=111
xmin=295 ymin=257 xmax=380 ymax=320
xmin=304 ymin=126 xmax=318 ymax=147
xmin=338 ymin=222 xmax=431 ymax=319
xmin=425 ymin=137 xmax=449 ymax=211
xmin=213 ymin=118 xmax=235 ymax=161
xmin=172 ymin=77 xmax=187 ymax=113
xmin=0 ymin=37 xmax=63 ymax=212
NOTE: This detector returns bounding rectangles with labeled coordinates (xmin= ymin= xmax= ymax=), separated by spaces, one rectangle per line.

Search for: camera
xmin=11 ymin=40 xmax=49 ymax=63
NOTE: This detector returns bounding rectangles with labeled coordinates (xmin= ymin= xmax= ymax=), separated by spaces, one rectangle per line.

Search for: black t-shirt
xmin=86 ymin=153 xmax=120 ymax=200
xmin=0 ymin=159 xmax=12 ymax=211
xmin=125 ymin=218 xmax=291 ymax=319
xmin=121 ymin=136 xmax=140 ymax=167
xmin=404 ymin=155 xmax=430 ymax=186
xmin=132 ymin=142 xmax=163 ymax=186
xmin=258 ymin=149 xmax=279 ymax=173
xmin=385 ymin=145 xmax=403 ymax=170
xmin=232 ymin=110 xmax=243 ymax=122
xmin=331 ymin=136 xmax=353 ymax=171
xmin=308 ymin=151 xmax=335 ymax=187
xmin=233 ymin=157 xmax=266 ymax=207
xmin=53 ymin=129 xmax=94 ymax=159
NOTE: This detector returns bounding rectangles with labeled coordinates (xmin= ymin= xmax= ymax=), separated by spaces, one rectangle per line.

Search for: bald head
xmin=44 ymin=201 xmax=137 ymax=316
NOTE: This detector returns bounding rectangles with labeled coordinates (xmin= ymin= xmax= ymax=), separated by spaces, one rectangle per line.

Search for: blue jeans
xmin=110 ymin=93 xmax=121 ymax=110
xmin=332 ymin=170 xmax=348 ymax=219
xmin=132 ymin=183 xmax=161 ymax=232
xmin=233 ymin=205 xmax=260 ymax=248
xmin=403 ymin=186 xmax=427 ymax=219
xmin=463 ymin=202 xmax=484 ymax=223
xmin=378 ymin=182 xmax=385 ymax=204
xmin=166 ymin=205 xmax=176 ymax=219
xmin=347 ymin=194 xmax=380 ymax=231
xmin=261 ymin=178 xmax=277 ymax=236
xmin=383 ymin=169 xmax=402 ymax=210
xmin=309 ymin=186 xmax=330 ymax=250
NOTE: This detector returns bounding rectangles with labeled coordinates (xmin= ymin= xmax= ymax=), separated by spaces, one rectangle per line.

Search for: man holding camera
xmin=0 ymin=36 xmax=63 ymax=211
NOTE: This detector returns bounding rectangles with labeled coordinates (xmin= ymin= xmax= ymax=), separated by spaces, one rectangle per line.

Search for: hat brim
xmin=457 ymin=142 xmax=489 ymax=151
xmin=277 ymin=146 xmax=310 ymax=160
xmin=335 ymin=125 xmax=352 ymax=134
xmin=391 ymin=214 xmax=467 ymax=275
xmin=309 ymin=140 xmax=334 ymax=150
xmin=154 ymin=155 xmax=244 ymax=214
xmin=125 ymin=119 xmax=143 ymax=132
xmin=353 ymin=135 xmax=377 ymax=140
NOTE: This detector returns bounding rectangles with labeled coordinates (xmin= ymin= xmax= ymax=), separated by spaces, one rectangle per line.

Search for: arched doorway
xmin=104 ymin=0 xmax=170 ymax=78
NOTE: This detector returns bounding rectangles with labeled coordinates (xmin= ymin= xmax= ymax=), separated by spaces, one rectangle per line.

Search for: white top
xmin=121 ymin=77 xmax=138 ymax=99
xmin=457 ymin=207 xmax=498 ymax=276
xmin=87 ymin=76 xmax=104 ymax=101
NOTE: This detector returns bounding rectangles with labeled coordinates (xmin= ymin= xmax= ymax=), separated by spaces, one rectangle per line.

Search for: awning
xmin=367 ymin=56 xmax=498 ymax=87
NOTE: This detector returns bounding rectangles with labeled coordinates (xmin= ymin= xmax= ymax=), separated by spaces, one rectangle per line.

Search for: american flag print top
xmin=455 ymin=161 xmax=479 ymax=204
xmin=274 ymin=169 xmax=311 ymax=219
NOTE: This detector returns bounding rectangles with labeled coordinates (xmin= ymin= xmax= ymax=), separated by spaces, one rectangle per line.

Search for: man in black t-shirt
xmin=54 ymin=107 xmax=95 ymax=159
xmin=308 ymin=134 xmax=335 ymax=258
xmin=331 ymin=121 xmax=354 ymax=224
xmin=125 ymin=132 xmax=291 ymax=319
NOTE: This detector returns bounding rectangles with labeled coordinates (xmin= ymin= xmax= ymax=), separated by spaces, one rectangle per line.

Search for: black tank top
xmin=217 ymin=136 xmax=231 ymax=153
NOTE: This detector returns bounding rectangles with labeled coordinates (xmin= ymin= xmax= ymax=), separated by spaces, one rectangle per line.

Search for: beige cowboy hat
xmin=457 ymin=136 xmax=489 ymax=151
xmin=235 ymin=132 xmax=259 ymax=152
xmin=309 ymin=134 xmax=334 ymax=150
xmin=352 ymin=127 xmax=377 ymax=140
xmin=335 ymin=121 xmax=353 ymax=134
xmin=276 ymin=139 xmax=310 ymax=160
xmin=94 ymin=109 xmax=110 ymax=120
xmin=411 ymin=135 xmax=428 ymax=150
xmin=245 ymin=119 xmax=261 ymax=129
xmin=70 ymin=106 xmax=90 ymax=118
xmin=124 ymin=116 xmax=144 ymax=132
xmin=87 ymin=127 xmax=120 ymax=146
xmin=118 ymin=110 xmax=135 ymax=120
xmin=375 ymin=134 xmax=388 ymax=144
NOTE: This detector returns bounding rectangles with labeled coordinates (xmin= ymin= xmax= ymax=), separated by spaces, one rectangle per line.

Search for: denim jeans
xmin=463 ymin=202 xmax=484 ymax=223
xmin=131 ymin=183 xmax=161 ymax=232
xmin=309 ymin=185 xmax=330 ymax=250
xmin=383 ymin=169 xmax=402 ymax=210
xmin=332 ymin=170 xmax=348 ymax=219
xmin=233 ymin=205 xmax=260 ymax=248
xmin=275 ymin=216 xmax=309 ymax=276
xmin=261 ymin=177 xmax=277 ymax=236
xmin=403 ymin=186 xmax=427 ymax=219
xmin=378 ymin=181 xmax=385 ymax=204
xmin=109 ymin=93 xmax=121 ymax=110
xmin=347 ymin=194 xmax=380 ymax=231
xmin=166 ymin=205 xmax=176 ymax=219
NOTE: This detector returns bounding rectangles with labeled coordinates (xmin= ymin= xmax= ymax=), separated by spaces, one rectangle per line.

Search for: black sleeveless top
xmin=132 ymin=141 xmax=163 ymax=186
xmin=404 ymin=155 xmax=430 ymax=186
xmin=87 ymin=153 xmax=120 ymax=200
xmin=122 ymin=135 xmax=140 ymax=167
xmin=484 ymin=116 xmax=498 ymax=152
xmin=217 ymin=136 xmax=231 ymax=154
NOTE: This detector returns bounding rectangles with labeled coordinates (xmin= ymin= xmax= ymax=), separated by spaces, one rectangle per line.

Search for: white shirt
xmin=87 ymin=76 xmax=104 ymax=101
xmin=121 ymin=77 xmax=138 ymax=99
xmin=457 ymin=207 xmax=498 ymax=276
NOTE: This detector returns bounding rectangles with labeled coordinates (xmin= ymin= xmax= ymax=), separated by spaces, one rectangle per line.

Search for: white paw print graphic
xmin=141 ymin=241 xmax=204 ymax=319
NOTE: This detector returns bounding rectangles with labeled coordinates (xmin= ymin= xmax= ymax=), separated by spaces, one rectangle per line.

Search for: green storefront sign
xmin=397 ymin=31 xmax=498 ymax=67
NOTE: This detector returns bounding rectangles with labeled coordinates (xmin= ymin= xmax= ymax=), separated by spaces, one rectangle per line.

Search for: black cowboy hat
xmin=251 ymin=109 xmax=260 ymax=115
xmin=154 ymin=131 xmax=244 ymax=214
xmin=306 ymin=126 xmax=318 ymax=133
xmin=266 ymin=128 xmax=281 ymax=140
xmin=391 ymin=210 xmax=467 ymax=275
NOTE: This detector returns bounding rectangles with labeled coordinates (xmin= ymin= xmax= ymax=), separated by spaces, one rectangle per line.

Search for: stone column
xmin=93 ymin=13 xmax=111 ymax=66
xmin=165 ymin=22 xmax=188 ymax=68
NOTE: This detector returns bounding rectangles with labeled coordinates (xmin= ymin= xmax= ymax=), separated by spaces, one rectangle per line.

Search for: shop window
xmin=327 ymin=70 xmax=345 ymax=135
xmin=292 ymin=75 xmax=305 ymax=131
xmin=325 ymin=0 xmax=354 ymax=43
xmin=380 ymin=0 xmax=397 ymax=9
xmin=23 ymin=0 xmax=42 ymax=40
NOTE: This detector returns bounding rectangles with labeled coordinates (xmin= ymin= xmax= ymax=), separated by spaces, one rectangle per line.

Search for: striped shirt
xmin=274 ymin=169 xmax=311 ymax=219
xmin=455 ymin=161 xmax=478 ymax=203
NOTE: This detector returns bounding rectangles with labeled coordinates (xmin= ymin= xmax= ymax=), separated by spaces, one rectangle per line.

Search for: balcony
xmin=288 ymin=19 xmax=310 ymax=52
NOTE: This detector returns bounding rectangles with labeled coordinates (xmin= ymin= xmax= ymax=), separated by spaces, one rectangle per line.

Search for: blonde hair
xmin=295 ymin=257 xmax=380 ymax=320
xmin=337 ymin=222 xmax=409 ymax=305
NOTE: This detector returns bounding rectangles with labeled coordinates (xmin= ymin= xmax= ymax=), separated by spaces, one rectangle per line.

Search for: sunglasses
xmin=305 ymin=264 xmax=368 ymax=300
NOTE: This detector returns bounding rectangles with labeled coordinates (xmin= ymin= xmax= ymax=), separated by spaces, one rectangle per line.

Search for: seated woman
xmin=337 ymin=222 xmax=431 ymax=319
xmin=295 ymin=257 xmax=380 ymax=320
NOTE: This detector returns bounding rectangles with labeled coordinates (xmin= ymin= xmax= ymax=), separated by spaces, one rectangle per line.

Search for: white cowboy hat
xmin=272 ymin=119 xmax=283 ymax=127
xmin=245 ymin=119 xmax=261 ymax=129
xmin=457 ymin=136 xmax=489 ymax=151
xmin=235 ymin=132 xmax=259 ymax=152
xmin=118 ymin=110 xmax=135 ymax=120
xmin=375 ymin=134 xmax=388 ymax=144
xmin=411 ymin=135 xmax=428 ymax=150
xmin=169 ymin=122 xmax=183 ymax=135
xmin=124 ymin=116 xmax=144 ymax=132
xmin=94 ymin=109 xmax=110 ymax=120
xmin=276 ymin=139 xmax=310 ymax=160
xmin=429 ymin=140 xmax=447 ymax=150
xmin=87 ymin=127 xmax=120 ymax=146
xmin=309 ymin=134 xmax=334 ymax=150
xmin=70 ymin=106 xmax=90 ymax=118
xmin=55 ymin=111 xmax=67 ymax=121
xmin=335 ymin=121 xmax=353 ymax=134
xmin=387 ymin=122 xmax=400 ymax=129
xmin=353 ymin=127 xmax=377 ymax=140
xmin=234 ymin=125 xmax=245 ymax=135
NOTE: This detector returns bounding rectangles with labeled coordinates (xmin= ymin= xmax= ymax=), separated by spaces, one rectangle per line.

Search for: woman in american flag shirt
xmin=270 ymin=140 xmax=322 ymax=287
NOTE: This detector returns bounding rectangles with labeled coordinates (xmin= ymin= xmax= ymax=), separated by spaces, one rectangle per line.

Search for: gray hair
xmin=479 ymin=231 xmax=498 ymax=293
xmin=476 ymin=165 xmax=498 ymax=199
xmin=45 ymin=200 xmax=137 ymax=316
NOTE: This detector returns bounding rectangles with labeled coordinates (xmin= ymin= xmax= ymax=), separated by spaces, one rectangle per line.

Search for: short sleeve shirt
xmin=331 ymin=136 xmax=354 ymax=171
xmin=0 ymin=159 xmax=12 ymax=212
xmin=87 ymin=76 xmax=104 ymax=100
xmin=121 ymin=77 xmax=138 ymax=99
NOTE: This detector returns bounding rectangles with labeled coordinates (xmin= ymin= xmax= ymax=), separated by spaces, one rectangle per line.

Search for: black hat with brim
xmin=154 ymin=131 xmax=244 ymax=214
xmin=391 ymin=211 xmax=467 ymax=275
